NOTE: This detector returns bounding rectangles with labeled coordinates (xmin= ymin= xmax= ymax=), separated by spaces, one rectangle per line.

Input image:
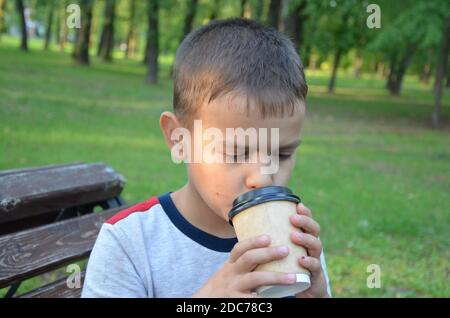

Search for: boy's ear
xmin=159 ymin=111 xmax=183 ymax=150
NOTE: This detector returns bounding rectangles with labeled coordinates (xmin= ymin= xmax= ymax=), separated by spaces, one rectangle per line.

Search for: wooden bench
xmin=0 ymin=162 xmax=129 ymax=298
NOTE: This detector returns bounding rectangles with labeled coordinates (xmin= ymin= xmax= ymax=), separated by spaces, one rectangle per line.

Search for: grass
xmin=0 ymin=36 xmax=449 ymax=298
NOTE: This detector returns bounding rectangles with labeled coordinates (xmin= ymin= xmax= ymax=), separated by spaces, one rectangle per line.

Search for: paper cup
xmin=229 ymin=186 xmax=311 ymax=298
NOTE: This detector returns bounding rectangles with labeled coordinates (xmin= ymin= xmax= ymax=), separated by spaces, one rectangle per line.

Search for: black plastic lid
xmin=228 ymin=186 xmax=300 ymax=225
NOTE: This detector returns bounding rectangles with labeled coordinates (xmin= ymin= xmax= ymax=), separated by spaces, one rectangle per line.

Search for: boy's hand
xmin=192 ymin=235 xmax=297 ymax=298
xmin=290 ymin=203 xmax=330 ymax=298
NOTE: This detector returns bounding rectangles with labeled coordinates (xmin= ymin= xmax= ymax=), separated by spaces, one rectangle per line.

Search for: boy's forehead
xmin=198 ymin=92 xmax=305 ymax=130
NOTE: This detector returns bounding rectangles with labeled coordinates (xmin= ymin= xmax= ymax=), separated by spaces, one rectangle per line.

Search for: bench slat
xmin=18 ymin=272 xmax=86 ymax=298
xmin=0 ymin=162 xmax=126 ymax=225
xmin=0 ymin=205 xmax=129 ymax=288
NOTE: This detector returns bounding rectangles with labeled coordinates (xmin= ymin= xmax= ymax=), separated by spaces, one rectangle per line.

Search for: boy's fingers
xmin=290 ymin=214 xmax=320 ymax=237
xmin=238 ymin=271 xmax=297 ymax=291
xmin=297 ymin=203 xmax=312 ymax=217
xmin=234 ymin=246 xmax=290 ymax=273
xmin=298 ymin=256 xmax=323 ymax=276
xmin=290 ymin=232 xmax=322 ymax=258
xmin=230 ymin=235 xmax=271 ymax=263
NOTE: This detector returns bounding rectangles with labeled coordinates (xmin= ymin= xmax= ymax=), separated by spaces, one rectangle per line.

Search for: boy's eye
xmin=279 ymin=153 xmax=293 ymax=160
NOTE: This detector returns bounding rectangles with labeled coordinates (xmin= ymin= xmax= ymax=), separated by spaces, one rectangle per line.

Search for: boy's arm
xmin=81 ymin=223 xmax=149 ymax=298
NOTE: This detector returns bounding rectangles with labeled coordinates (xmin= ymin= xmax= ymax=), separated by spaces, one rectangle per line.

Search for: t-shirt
xmin=81 ymin=192 xmax=332 ymax=298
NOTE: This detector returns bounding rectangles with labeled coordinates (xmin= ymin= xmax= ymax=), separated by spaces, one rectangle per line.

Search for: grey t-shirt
xmin=82 ymin=192 xmax=332 ymax=298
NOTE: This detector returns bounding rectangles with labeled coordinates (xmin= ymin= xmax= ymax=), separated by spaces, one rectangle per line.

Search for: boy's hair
xmin=173 ymin=18 xmax=308 ymax=122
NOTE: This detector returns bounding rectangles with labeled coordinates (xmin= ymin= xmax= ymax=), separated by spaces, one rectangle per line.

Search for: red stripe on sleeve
xmin=105 ymin=196 xmax=160 ymax=225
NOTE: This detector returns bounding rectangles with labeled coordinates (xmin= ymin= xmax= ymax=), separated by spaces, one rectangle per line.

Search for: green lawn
xmin=0 ymin=36 xmax=449 ymax=297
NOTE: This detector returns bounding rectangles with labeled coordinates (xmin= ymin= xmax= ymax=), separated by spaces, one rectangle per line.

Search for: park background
xmin=0 ymin=0 xmax=449 ymax=297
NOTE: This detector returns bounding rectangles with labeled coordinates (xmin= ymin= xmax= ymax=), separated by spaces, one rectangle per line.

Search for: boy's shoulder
xmin=105 ymin=196 xmax=160 ymax=226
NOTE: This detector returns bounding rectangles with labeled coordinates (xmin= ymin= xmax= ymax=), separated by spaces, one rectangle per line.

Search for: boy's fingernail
xmin=277 ymin=246 xmax=289 ymax=255
xmin=284 ymin=273 xmax=296 ymax=283
xmin=259 ymin=235 xmax=269 ymax=243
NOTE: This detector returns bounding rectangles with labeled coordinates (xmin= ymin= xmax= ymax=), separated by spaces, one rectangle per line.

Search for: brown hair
xmin=173 ymin=18 xmax=308 ymax=123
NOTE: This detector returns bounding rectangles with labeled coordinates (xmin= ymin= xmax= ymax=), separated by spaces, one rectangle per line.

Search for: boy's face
xmin=185 ymin=94 xmax=305 ymax=222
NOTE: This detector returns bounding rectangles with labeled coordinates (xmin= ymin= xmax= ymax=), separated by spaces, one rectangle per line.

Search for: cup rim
xmin=228 ymin=186 xmax=300 ymax=226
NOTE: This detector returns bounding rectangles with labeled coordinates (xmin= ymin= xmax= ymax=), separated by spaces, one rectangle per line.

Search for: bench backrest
xmin=0 ymin=162 xmax=127 ymax=297
xmin=0 ymin=162 xmax=126 ymax=235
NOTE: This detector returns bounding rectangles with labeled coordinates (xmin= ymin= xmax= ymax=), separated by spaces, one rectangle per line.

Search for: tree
xmin=125 ymin=0 xmax=137 ymax=59
xmin=181 ymin=0 xmax=198 ymax=41
xmin=209 ymin=0 xmax=220 ymax=21
xmin=280 ymin=0 xmax=308 ymax=53
xmin=59 ymin=0 xmax=69 ymax=52
xmin=251 ymin=0 xmax=264 ymax=22
xmin=145 ymin=0 xmax=159 ymax=84
xmin=370 ymin=1 xmax=449 ymax=96
xmin=97 ymin=0 xmax=116 ymax=62
xmin=267 ymin=0 xmax=281 ymax=29
xmin=308 ymin=0 xmax=366 ymax=93
xmin=44 ymin=0 xmax=55 ymax=50
xmin=240 ymin=0 xmax=247 ymax=18
xmin=73 ymin=0 xmax=94 ymax=65
xmin=432 ymin=18 xmax=449 ymax=128
xmin=165 ymin=0 xmax=198 ymax=75
xmin=0 ymin=0 xmax=6 ymax=41
xmin=15 ymin=0 xmax=28 ymax=51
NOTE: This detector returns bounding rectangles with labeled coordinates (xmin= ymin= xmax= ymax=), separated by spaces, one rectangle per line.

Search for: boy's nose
xmin=245 ymin=167 xmax=273 ymax=189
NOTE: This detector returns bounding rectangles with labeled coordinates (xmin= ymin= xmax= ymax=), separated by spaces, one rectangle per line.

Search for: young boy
xmin=82 ymin=18 xmax=331 ymax=298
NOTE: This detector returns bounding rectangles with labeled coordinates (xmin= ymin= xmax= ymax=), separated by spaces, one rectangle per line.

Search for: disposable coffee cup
xmin=228 ymin=186 xmax=311 ymax=298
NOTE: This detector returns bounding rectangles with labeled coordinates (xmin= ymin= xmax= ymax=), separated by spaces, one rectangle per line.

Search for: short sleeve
xmin=81 ymin=223 xmax=150 ymax=298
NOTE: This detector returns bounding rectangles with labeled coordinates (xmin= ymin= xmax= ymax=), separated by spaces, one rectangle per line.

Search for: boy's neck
xmin=170 ymin=183 xmax=237 ymax=239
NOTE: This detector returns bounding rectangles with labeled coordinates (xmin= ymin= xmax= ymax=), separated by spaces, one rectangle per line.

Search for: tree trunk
xmin=282 ymin=0 xmax=307 ymax=53
xmin=209 ymin=0 xmax=220 ymax=20
xmin=15 ymin=0 xmax=28 ymax=51
xmin=240 ymin=0 xmax=247 ymax=18
xmin=182 ymin=0 xmax=198 ymax=40
xmin=386 ymin=51 xmax=398 ymax=91
xmin=390 ymin=45 xmax=416 ymax=96
xmin=268 ymin=0 xmax=282 ymax=29
xmin=167 ymin=0 xmax=197 ymax=75
xmin=44 ymin=0 xmax=55 ymax=50
xmin=352 ymin=54 xmax=363 ymax=78
xmin=251 ymin=0 xmax=264 ymax=22
xmin=146 ymin=0 xmax=159 ymax=84
xmin=328 ymin=48 xmax=341 ymax=93
xmin=0 ymin=0 xmax=6 ymax=40
xmin=55 ymin=5 xmax=60 ymax=45
xmin=420 ymin=63 xmax=432 ymax=84
xmin=446 ymin=62 xmax=450 ymax=88
xmin=97 ymin=0 xmax=116 ymax=61
xmin=73 ymin=0 xmax=94 ymax=65
xmin=432 ymin=19 xmax=450 ymax=129
xmin=60 ymin=4 xmax=68 ymax=52
xmin=125 ymin=0 xmax=137 ymax=59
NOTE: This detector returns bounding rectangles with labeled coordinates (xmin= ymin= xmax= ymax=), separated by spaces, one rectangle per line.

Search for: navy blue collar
xmin=158 ymin=192 xmax=238 ymax=253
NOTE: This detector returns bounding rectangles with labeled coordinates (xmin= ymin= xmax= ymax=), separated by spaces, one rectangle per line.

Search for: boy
xmin=82 ymin=18 xmax=331 ymax=298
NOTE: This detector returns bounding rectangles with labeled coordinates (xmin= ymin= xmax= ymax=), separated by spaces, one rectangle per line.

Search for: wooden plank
xmin=0 ymin=162 xmax=126 ymax=224
xmin=0 ymin=205 xmax=130 ymax=288
xmin=18 ymin=272 xmax=86 ymax=298
xmin=0 ymin=162 xmax=84 ymax=177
